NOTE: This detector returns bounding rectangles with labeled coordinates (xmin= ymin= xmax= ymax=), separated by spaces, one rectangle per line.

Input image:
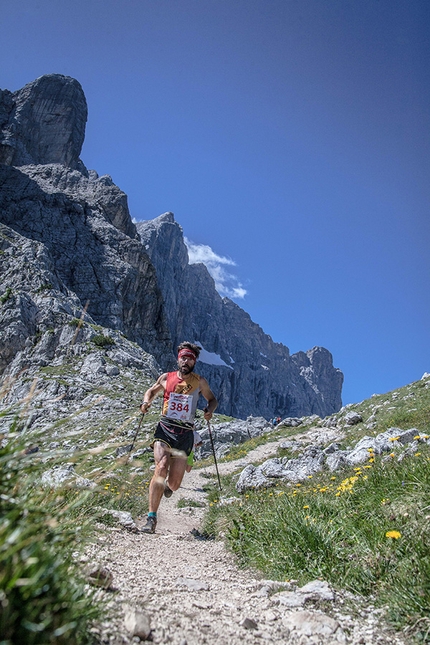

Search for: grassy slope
xmin=1 ymin=370 xmax=429 ymax=643
xmin=202 ymin=377 xmax=430 ymax=643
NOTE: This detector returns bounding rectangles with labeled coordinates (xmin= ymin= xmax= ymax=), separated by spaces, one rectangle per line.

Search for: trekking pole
xmin=124 ymin=412 xmax=145 ymax=463
xmin=130 ymin=412 xmax=145 ymax=452
xmin=206 ymin=418 xmax=222 ymax=491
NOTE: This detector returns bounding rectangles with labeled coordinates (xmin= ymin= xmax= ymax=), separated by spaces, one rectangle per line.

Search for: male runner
xmin=139 ymin=341 xmax=217 ymax=533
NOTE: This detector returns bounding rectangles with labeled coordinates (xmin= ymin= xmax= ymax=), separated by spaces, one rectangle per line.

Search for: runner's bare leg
xmin=148 ymin=441 xmax=170 ymax=513
xmin=166 ymin=451 xmax=187 ymax=491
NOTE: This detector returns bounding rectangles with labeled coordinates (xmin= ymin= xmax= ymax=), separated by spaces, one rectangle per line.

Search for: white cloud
xmin=185 ymin=238 xmax=247 ymax=300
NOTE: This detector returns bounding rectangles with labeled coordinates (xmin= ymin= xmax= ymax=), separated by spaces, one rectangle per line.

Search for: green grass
xmin=92 ymin=469 xmax=152 ymax=517
xmin=201 ymin=378 xmax=430 ymax=642
xmin=177 ymin=498 xmax=206 ymax=508
xmin=0 ymin=377 xmax=159 ymax=644
xmin=0 ymin=287 xmax=13 ymax=304
xmin=35 ymin=283 xmax=53 ymax=293
xmin=2 ymin=365 xmax=429 ymax=642
xmin=0 ymin=430 xmax=103 ymax=644
xmin=334 ymin=378 xmax=430 ymax=445
xmin=34 ymin=441 xmax=156 ymax=522
xmin=204 ymin=439 xmax=430 ymax=642
xmin=196 ymin=428 xmax=280 ymax=468
xmin=68 ymin=317 xmax=84 ymax=327
xmin=91 ymin=334 xmax=115 ymax=348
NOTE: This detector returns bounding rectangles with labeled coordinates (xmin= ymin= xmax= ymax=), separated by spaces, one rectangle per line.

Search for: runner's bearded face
xmin=177 ymin=350 xmax=196 ymax=376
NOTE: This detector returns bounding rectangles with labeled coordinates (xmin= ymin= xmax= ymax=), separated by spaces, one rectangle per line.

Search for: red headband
xmin=178 ymin=348 xmax=197 ymax=360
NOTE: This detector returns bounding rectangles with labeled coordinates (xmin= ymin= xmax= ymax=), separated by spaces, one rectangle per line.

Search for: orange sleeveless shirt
xmin=162 ymin=371 xmax=201 ymax=425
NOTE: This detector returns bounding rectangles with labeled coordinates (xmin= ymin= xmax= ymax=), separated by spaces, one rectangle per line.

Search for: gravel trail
xmin=88 ymin=440 xmax=407 ymax=645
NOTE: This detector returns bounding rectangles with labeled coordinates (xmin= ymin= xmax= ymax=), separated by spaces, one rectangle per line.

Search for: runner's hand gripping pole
xmin=206 ymin=416 xmax=222 ymax=492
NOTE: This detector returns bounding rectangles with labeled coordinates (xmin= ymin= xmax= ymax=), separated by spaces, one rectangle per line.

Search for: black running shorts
xmin=153 ymin=419 xmax=194 ymax=456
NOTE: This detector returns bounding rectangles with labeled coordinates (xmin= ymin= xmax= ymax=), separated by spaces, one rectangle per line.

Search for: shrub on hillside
xmin=92 ymin=334 xmax=115 ymax=348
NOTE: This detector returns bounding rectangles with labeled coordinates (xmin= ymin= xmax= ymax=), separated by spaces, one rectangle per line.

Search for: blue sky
xmin=1 ymin=0 xmax=429 ymax=405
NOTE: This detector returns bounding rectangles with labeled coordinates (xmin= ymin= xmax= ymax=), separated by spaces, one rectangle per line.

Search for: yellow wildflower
xmin=303 ymin=505 xmax=309 ymax=509
xmin=335 ymin=475 xmax=361 ymax=494
xmin=385 ymin=530 xmax=401 ymax=539
xmin=415 ymin=452 xmax=421 ymax=457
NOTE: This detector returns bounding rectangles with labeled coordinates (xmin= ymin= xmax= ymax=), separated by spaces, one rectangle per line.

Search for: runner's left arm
xmin=199 ymin=377 xmax=218 ymax=421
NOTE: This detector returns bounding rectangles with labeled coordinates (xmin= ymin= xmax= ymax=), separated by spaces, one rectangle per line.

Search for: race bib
xmin=166 ymin=393 xmax=193 ymax=422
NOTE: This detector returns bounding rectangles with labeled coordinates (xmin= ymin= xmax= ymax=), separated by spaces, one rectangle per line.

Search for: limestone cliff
xmin=0 ymin=75 xmax=171 ymax=373
xmin=0 ymin=74 xmax=343 ymax=421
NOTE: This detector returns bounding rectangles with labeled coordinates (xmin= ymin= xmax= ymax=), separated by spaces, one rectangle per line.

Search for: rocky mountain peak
xmin=0 ymin=74 xmax=343 ymax=421
xmin=0 ymin=74 xmax=87 ymax=172
xmin=136 ymin=213 xmax=343 ymax=419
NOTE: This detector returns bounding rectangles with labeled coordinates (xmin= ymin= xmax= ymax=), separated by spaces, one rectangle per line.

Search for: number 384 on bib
xmin=166 ymin=393 xmax=193 ymax=421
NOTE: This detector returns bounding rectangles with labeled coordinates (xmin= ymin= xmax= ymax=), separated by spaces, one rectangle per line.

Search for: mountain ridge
xmin=136 ymin=212 xmax=343 ymax=418
xmin=0 ymin=73 xmax=343 ymax=420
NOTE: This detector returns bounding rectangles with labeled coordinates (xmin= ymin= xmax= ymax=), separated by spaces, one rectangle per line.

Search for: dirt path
xmin=88 ymin=440 xmax=407 ymax=645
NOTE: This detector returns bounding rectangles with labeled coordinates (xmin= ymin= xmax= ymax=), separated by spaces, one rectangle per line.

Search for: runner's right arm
xmin=140 ymin=373 xmax=167 ymax=413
